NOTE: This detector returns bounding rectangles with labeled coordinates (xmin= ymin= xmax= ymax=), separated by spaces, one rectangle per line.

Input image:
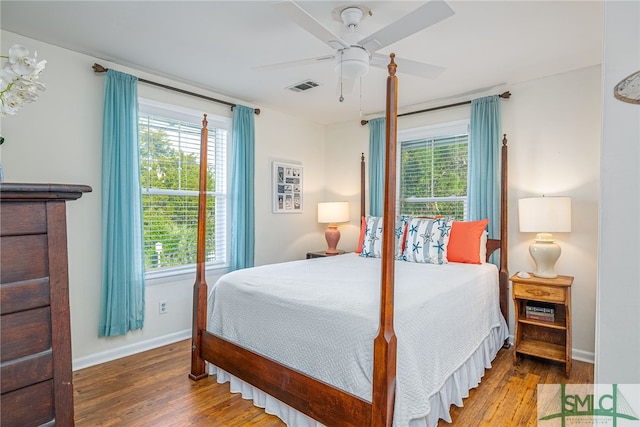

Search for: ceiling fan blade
xmin=252 ymin=55 xmax=335 ymax=72
xmin=359 ymin=0 xmax=455 ymax=53
xmin=370 ymin=53 xmax=445 ymax=79
xmin=274 ymin=1 xmax=350 ymax=50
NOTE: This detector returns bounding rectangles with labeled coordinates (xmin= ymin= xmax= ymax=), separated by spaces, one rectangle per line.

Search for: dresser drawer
xmin=0 ymin=234 xmax=48 ymax=284
xmin=1 ymin=349 xmax=53 ymax=394
xmin=1 ymin=278 xmax=50 ymax=315
xmin=513 ymin=282 xmax=566 ymax=303
xmin=0 ymin=202 xmax=47 ymax=236
xmin=1 ymin=307 xmax=52 ymax=362
xmin=0 ymin=379 xmax=54 ymax=427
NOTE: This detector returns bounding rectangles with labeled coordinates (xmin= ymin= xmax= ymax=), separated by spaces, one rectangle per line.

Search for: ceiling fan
xmin=254 ymin=0 xmax=455 ymax=96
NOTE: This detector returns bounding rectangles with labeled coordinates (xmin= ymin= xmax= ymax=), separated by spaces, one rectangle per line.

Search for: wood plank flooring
xmin=73 ymin=339 xmax=593 ymax=426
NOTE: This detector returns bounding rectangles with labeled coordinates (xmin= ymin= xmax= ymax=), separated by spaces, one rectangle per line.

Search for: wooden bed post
xmin=371 ymin=53 xmax=399 ymax=427
xmin=190 ymin=114 xmax=209 ymax=380
xmin=499 ymin=135 xmax=509 ymax=330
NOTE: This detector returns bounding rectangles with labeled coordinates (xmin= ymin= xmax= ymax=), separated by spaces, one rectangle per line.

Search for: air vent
xmin=287 ymin=80 xmax=320 ymax=92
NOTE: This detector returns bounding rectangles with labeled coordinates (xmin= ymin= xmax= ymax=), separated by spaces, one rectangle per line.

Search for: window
xmin=398 ymin=120 xmax=469 ymax=220
xmin=139 ymin=99 xmax=229 ymax=278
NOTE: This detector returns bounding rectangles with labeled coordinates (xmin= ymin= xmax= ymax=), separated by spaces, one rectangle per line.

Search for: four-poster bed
xmin=190 ymin=54 xmax=510 ymax=426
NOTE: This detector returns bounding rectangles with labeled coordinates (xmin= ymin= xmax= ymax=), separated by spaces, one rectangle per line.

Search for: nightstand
xmin=306 ymin=250 xmax=346 ymax=259
xmin=511 ymin=273 xmax=573 ymax=377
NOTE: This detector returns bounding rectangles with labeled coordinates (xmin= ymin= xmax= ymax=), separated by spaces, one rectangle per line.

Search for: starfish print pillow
xmin=402 ymin=217 xmax=453 ymax=264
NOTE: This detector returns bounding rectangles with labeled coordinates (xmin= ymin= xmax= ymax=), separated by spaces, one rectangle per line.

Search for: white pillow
xmin=479 ymin=230 xmax=488 ymax=263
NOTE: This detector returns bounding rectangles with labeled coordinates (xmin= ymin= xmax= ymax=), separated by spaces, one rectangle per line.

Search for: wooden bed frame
xmin=190 ymin=54 xmax=509 ymax=427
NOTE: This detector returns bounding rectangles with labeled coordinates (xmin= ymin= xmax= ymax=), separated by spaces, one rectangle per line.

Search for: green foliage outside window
xmin=139 ymin=119 xmax=218 ymax=271
xmin=399 ymin=135 xmax=468 ymax=220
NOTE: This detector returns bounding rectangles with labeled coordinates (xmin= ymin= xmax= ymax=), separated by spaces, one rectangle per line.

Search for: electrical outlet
xmin=159 ymin=300 xmax=168 ymax=314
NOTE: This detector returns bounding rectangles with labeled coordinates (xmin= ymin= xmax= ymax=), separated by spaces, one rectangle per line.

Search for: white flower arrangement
xmin=0 ymin=44 xmax=47 ymax=118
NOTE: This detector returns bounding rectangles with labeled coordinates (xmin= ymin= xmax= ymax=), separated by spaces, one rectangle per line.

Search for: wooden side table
xmin=511 ymin=273 xmax=573 ymax=377
xmin=306 ymin=250 xmax=346 ymax=259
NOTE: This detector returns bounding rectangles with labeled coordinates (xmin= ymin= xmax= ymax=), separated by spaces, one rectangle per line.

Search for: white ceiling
xmin=1 ymin=1 xmax=604 ymax=125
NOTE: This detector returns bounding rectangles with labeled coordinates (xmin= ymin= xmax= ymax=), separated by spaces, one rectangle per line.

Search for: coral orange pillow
xmin=355 ymin=216 xmax=366 ymax=254
xmin=447 ymin=218 xmax=489 ymax=264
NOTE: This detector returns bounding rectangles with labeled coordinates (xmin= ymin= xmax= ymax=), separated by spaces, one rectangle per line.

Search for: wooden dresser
xmin=1 ymin=183 xmax=91 ymax=427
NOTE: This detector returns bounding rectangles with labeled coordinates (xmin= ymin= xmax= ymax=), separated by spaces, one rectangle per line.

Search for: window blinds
xmin=399 ymin=133 xmax=469 ymax=220
xmin=138 ymin=108 xmax=228 ymax=274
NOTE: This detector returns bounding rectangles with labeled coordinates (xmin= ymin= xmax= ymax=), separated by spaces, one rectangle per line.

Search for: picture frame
xmin=272 ymin=161 xmax=303 ymax=213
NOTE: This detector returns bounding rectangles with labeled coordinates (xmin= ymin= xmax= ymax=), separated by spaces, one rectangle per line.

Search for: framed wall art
xmin=272 ymin=161 xmax=303 ymax=213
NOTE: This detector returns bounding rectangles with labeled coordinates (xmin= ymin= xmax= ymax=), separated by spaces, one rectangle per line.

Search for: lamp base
xmin=325 ymin=224 xmax=341 ymax=255
xmin=529 ymin=234 xmax=561 ymax=278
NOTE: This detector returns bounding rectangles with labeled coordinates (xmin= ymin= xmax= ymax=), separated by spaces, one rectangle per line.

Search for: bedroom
xmin=0 ymin=0 xmax=637 ymax=425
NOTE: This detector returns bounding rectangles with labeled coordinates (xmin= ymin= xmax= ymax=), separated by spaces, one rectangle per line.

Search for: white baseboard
xmin=72 ymin=329 xmax=191 ymax=371
xmin=572 ymin=348 xmax=595 ymax=364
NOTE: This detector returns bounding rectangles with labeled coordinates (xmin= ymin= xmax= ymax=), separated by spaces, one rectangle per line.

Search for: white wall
xmin=254 ymin=109 xmax=327 ymax=265
xmin=595 ymin=1 xmax=640 ymax=384
xmin=326 ymin=66 xmax=602 ymax=361
xmin=504 ymin=66 xmax=601 ymax=362
xmin=324 ymin=120 xmax=370 ymax=248
xmin=0 ymin=31 xmax=327 ymax=368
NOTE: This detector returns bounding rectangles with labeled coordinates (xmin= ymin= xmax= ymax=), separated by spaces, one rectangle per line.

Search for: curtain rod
xmin=92 ymin=63 xmax=260 ymax=115
xmin=360 ymin=91 xmax=510 ymax=126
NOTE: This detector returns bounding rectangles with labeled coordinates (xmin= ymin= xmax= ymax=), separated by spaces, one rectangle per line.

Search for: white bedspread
xmin=207 ymin=254 xmax=507 ymax=426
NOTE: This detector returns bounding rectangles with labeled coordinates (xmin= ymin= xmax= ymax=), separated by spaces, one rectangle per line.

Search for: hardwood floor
xmin=73 ymin=340 xmax=593 ymax=426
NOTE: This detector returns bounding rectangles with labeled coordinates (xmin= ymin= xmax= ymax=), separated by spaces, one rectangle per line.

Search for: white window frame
xmin=138 ymin=98 xmax=231 ymax=284
xmin=397 ymin=119 xmax=470 ymax=219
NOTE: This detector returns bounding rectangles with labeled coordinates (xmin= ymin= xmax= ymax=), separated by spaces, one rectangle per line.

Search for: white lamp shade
xmin=518 ymin=197 xmax=572 ymax=233
xmin=317 ymin=202 xmax=350 ymax=224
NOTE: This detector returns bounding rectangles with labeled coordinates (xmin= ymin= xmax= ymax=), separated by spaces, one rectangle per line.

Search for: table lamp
xmin=317 ymin=202 xmax=350 ymax=255
xmin=518 ymin=197 xmax=571 ymax=278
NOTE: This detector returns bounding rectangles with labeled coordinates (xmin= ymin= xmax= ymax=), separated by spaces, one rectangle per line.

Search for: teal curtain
xmin=229 ymin=105 xmax=255 ymax=271
xmin=469 ymin=95 xmax=502 ymax=243
xmin=368 ymin=117 xmax=385 ymax=216
xmin=99 ymin=69 xmax=145 ymax=337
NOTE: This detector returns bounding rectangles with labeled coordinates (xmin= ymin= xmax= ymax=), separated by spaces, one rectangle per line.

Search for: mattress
xmin=207 ymin=253 xmax=508 ymax=426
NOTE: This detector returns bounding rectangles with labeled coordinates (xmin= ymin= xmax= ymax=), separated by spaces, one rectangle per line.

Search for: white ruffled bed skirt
xmin=209 ymin=320 xmax=508 ymax=427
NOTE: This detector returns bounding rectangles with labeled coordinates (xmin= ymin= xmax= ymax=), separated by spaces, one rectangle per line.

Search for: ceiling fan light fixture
xmin=335 ymin=47 xmax=369 ymax=79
